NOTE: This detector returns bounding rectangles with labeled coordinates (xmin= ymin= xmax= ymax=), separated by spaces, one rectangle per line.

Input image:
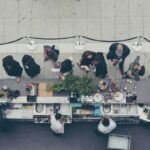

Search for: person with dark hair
xmin=93 ymin=52 xmax=108 ymax=78
xmin=22 ymin=55 xmax=41 ymax=78
xmin=50 ymin=112 xmax=64 ymax=135
xmin=44 ymin=45 xmax=60 ymax=68
xmin=98 ymin=116 xmax=116 ymax=134
xmin=57 ymin=58 xmax=74 ymax=80
xmin=107 ymin=43 xmax=130 ymax=75
xmin=2 ymin=55 xmax=23 ymax=82
xmin=124 ymin=56 xmax=145 ymax=81
xmin=77 ymin=50 xmax=96 ymax=72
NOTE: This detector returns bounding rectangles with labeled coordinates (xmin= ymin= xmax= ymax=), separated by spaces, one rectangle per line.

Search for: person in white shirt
xmin=98 ymin=116 xmax=116 ymax=134
xmin=50 ymin=113 xmax=64 ymax=135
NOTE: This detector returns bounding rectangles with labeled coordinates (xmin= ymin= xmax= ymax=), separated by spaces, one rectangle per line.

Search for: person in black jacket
xmin=57 ymin=58 xmax=74 ymax=80
xmin=93 ymin=52 xmax=108 ymax=78
xmin=107 ymin=43 xmax=130 ymax=75
xmin=44 ymin=45 xmax=60 ymax=68
xmin=2 ymin=55 xmax=23 ymax=82
xmin=22 ymin=55 xmax=41 ymax=78
xmin=77 ymin=50 xmax=96 ymax=72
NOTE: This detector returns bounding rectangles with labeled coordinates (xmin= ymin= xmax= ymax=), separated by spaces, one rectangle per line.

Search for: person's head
xmin=102 ymin=117 xmax=110 ymax=127
xmin=22 ymin=55 xmax=32 ymax=65
xmin=55 ymin=113 xmax=62 ymax=120
xmin=93 ymin=52 xmax=104 ymax=65
xmin=3 ymin=55 xmax=14 ymax=67
xmin=60 ymin=59 xmax=73 ymax=74
xmin=82 ymin=51 xmax=94 ymax=59
xmin=139 ymin=66 xmax=145 ymax=76
xmin=116 ymin=44 xmax=123 ymax=57
xmin=44 ymin=45 xmax=58 ymax=62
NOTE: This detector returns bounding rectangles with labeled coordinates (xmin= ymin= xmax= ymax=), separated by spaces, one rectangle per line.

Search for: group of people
xmin=2 ymin=55 xmax=41 ymax=82
xmin=1 ymin=43 xmax=146 ymax=136
xmin=1 ymin=43 xmax=145 ymax=82
xmin=44 ymin=43 xmax=145 ymax=81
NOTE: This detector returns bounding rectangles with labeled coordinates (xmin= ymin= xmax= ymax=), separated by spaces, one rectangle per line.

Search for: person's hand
xmin=112 ymin=59 xmax=119 ymax=66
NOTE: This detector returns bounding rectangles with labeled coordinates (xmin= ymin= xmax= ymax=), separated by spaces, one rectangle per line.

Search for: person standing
xmin=98 ymin=116 xmax=116 ymax=134
xmin=50 ymin=112 xmax=64 ymax=135
xmin=93 ymin=52 xmax=108 ymax=78
xmin=124 ymin=56 xmax=145 ymax=81
xmin=77 ymin=50 xmax=96 ymax=72
xmin=22 ymin=55 xmax=41 ymax=78
xmin=43 ymin=45 xmax=60 ymax=68
xmin=2 ymin=55 xmax=23 ymax=82
xmin=107 ymin=43 xmax=130 ymax=75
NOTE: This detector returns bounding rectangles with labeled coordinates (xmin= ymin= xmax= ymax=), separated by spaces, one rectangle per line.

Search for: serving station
xmin=0 ymin=79 xmax=149 ymax=125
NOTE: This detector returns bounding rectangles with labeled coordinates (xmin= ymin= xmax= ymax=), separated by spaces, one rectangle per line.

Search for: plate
xmin=114 ymin=92 xmax=124 ymax=102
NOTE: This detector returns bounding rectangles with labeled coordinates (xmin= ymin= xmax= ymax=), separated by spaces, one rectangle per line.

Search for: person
xmin=50 ymin=112 xmax=64 ymax=135
xmin=51 ymin=57 xmax=74 ymax=80
xmin=57 ymin=58 xmax=74 ymax=80
xmin=107 ymin=43 xmax=130 ymax=75
xmin=93 ymin=52 xmax=108 ymax=78
xmin=43 ymin=45 xmax=60 ymax=68
xmin=77 ymin=50 xmax=96 ymax=72
xmin=2 ymin=55 xmax=23 ymax=82
xmin=22 ymin=55 xmax=41 ymax=78
xmin=124 ymin=56 xmax=145 ymax=81
xmin=98 ymin=116 xmax=116 ymax=134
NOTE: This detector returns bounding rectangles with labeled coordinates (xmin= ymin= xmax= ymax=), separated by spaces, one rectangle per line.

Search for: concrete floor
xmin=0 ymin=0 xmax=150 ymax=43
xmin=0 ymin=122 xmax=150 ymax=150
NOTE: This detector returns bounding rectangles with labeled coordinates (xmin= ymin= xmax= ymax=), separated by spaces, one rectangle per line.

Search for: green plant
xmin=51 ymin=75 xmax=97 ymax=96
xmin=51 ymin=83 xmax=64 ymax=92
xmin=76 ymin=76 xmax=97 ymax=96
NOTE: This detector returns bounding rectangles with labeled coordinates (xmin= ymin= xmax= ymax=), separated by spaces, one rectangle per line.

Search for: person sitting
xmin=22 ymin=55 xmax=41 ymax=78
xmin=43 ymin=45 xmax=60 ymax=68
xmin=93 ymin=52 xmax=108 ymax=78
xmin=50 ymin=112 xmax=64 ymax=135
xmin=107 ymin=43 xmax=130 ymax=75
xmin=2 ymin=55 xmax=23 ymax=82
xmin=124 ymin=56 xmax=145 ymax=81
xmin=98 ymin=116 xmax=116 ymax=134
xmin=77 ymin=50 xmax=96 ymax=72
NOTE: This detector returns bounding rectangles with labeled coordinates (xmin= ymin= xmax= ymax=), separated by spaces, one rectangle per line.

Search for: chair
xmin=108 ymin=134 xmax=131 ymax=150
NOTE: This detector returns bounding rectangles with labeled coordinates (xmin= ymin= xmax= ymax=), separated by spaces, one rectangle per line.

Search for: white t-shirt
xmin=50 ymin=114 xmax=64 ymax=134
xmin=98 ymin=118 xmax=116 ymax=134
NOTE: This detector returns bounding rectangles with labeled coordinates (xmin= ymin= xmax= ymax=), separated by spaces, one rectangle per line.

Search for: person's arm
xmin=109 ymin=118 xmax=117 ymax=129
xmin=122 ymin=45 xmax=130 ymax=59
xmin=107 ymin=43 xmax=117 ymax=61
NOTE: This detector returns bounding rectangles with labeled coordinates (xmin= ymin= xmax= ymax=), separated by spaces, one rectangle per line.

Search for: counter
xmin=0 ymin=79 xmax=149 ymax=124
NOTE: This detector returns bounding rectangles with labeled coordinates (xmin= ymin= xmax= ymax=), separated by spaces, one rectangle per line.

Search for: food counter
xmin=0 ymin=79 xmax=149 ymax=125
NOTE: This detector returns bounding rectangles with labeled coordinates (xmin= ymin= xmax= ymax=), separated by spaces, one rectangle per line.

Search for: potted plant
xmin=51 ymin=75 xmax=97 ymax=96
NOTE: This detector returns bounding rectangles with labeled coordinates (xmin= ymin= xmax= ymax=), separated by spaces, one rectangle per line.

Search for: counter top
xmin=11 ymin=96 xmax=69 ymax=104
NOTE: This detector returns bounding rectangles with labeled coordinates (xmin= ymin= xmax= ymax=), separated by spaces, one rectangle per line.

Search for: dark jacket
xmin=44 ymin=45 xmax=59 ymax=62
xmin=95 ymin=52 xmax=108 ymax=78
xmin=22 ymin=55 xmax=41 ymax=78
xmin=80 ymin=51 xmax=96 ymax=67
xmin=60 ymin=59 xmax=73 ymax=74
xmin=107 ymin=43 xmax=130 ymax=61
xmin=2 ymin=55 xmax=23 ymax=77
